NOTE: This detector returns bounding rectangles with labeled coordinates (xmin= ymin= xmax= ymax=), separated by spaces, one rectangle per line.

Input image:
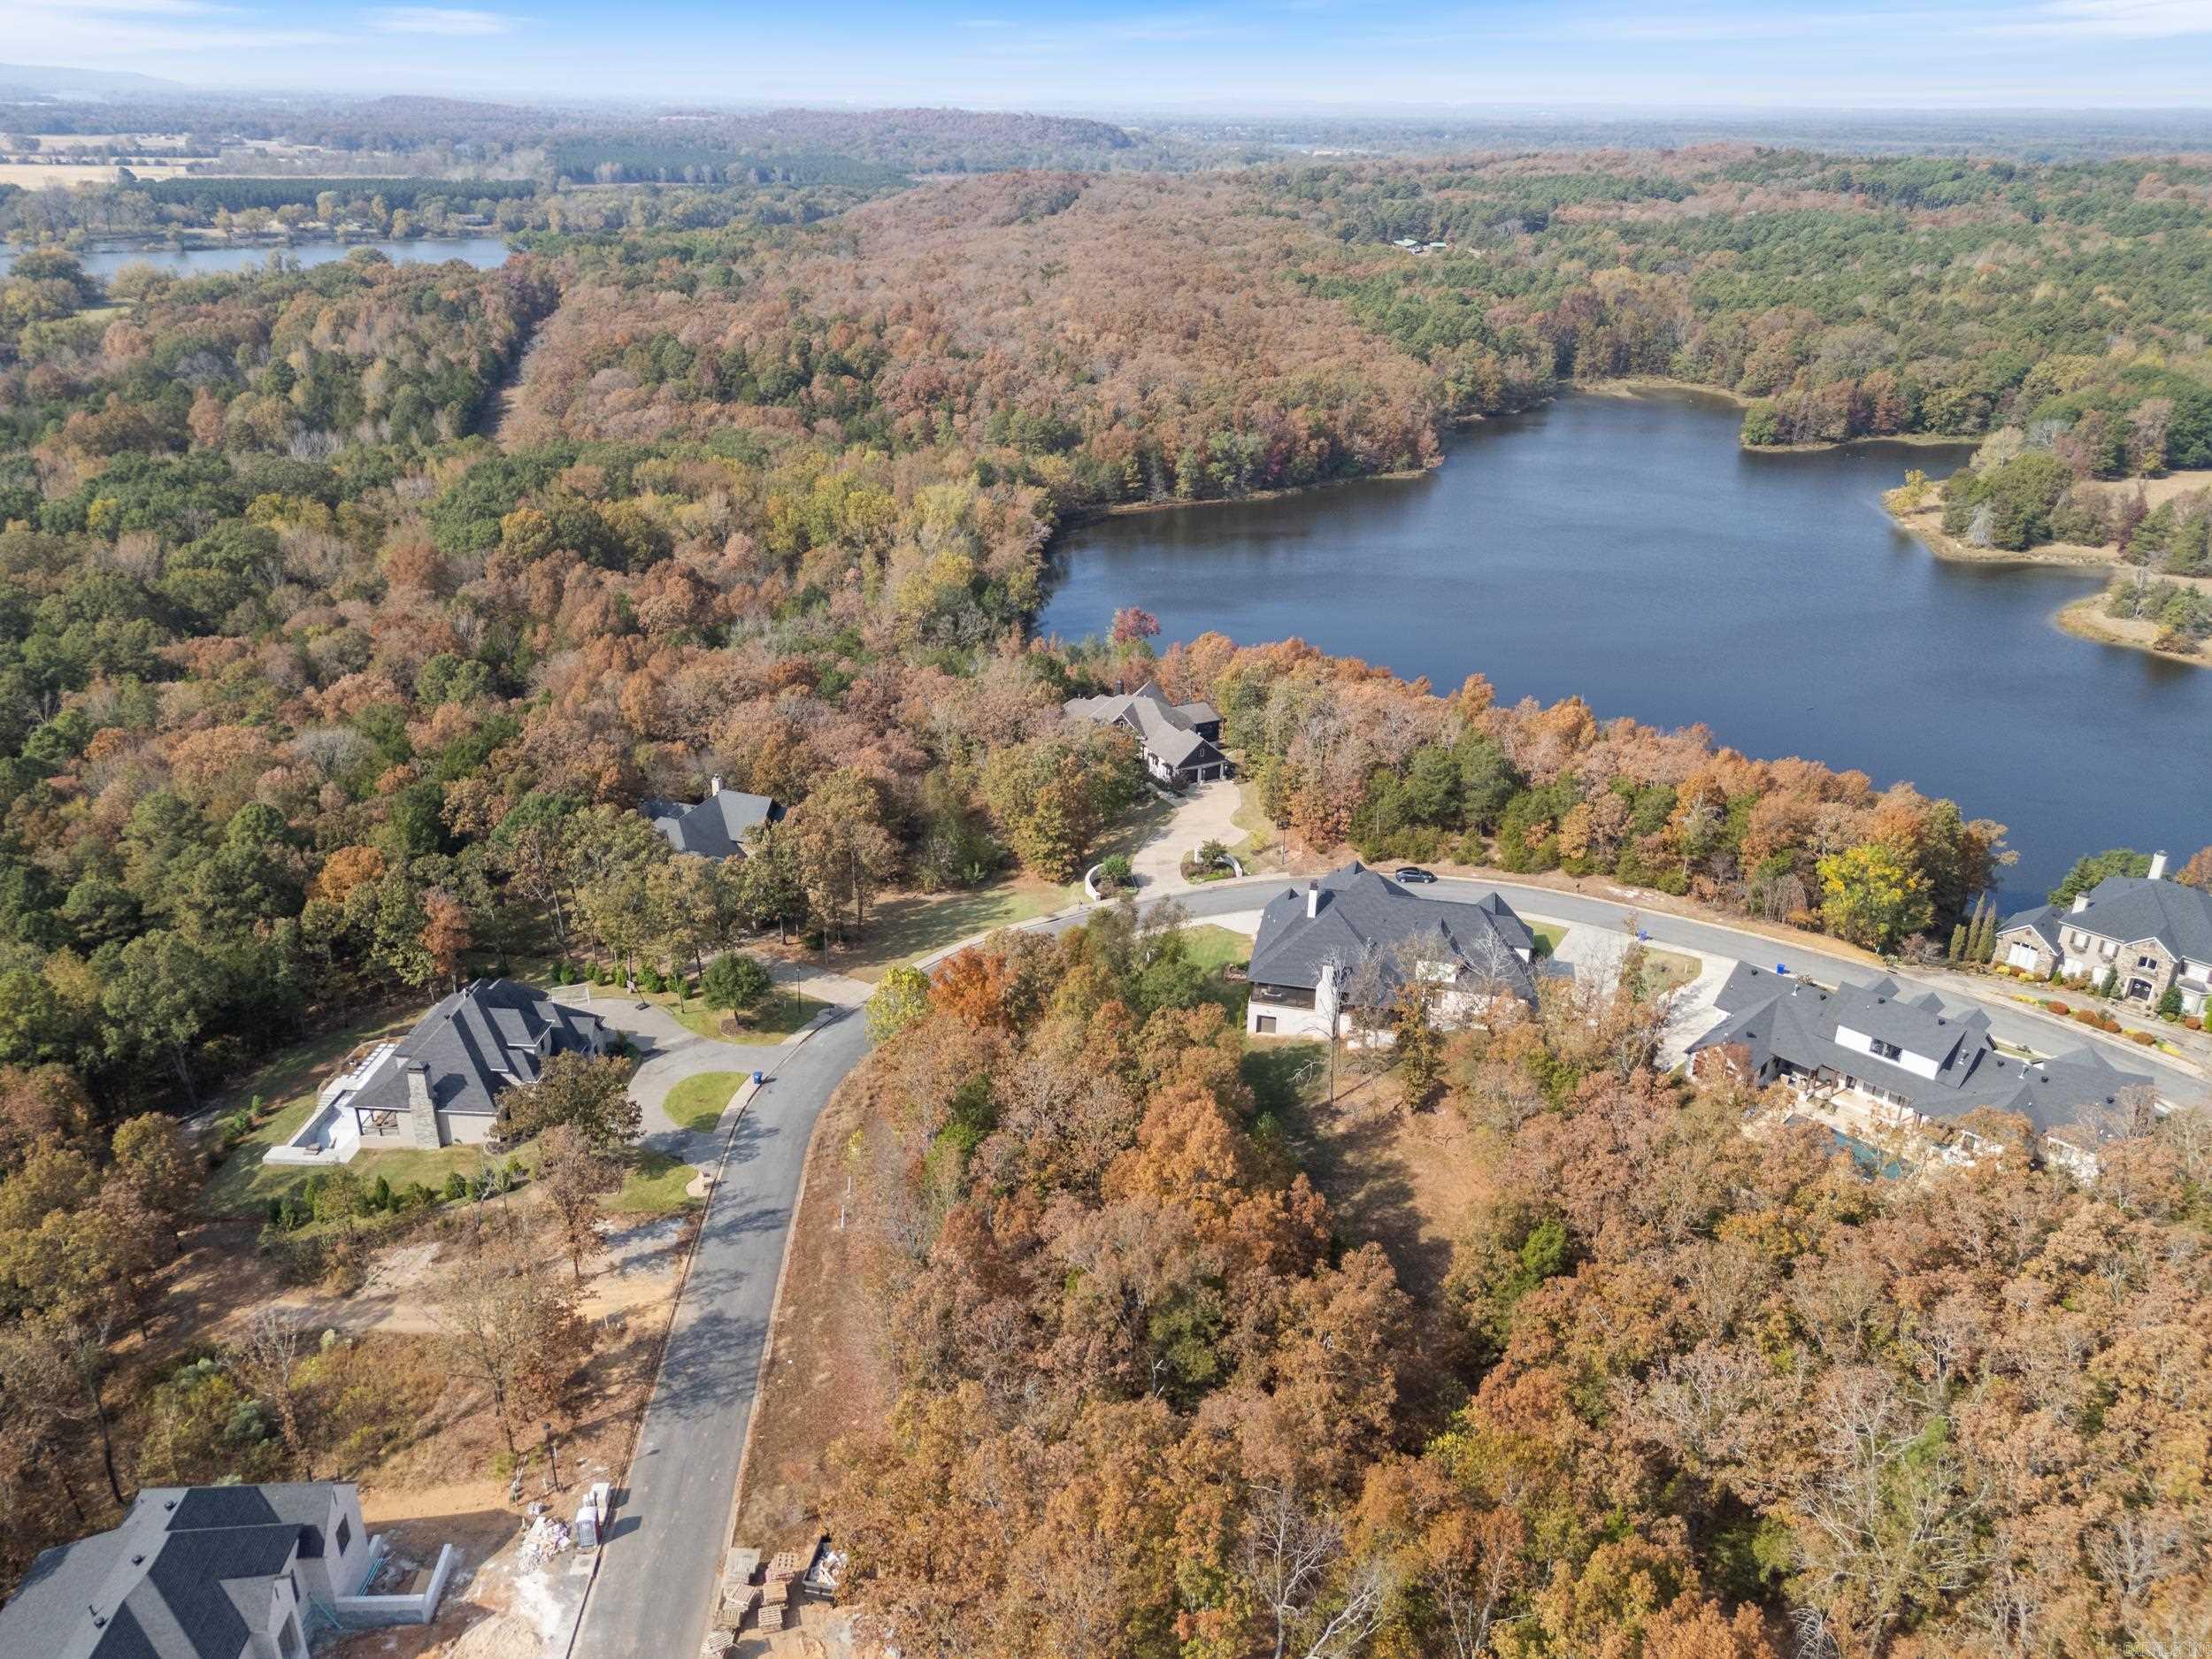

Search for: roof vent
xmin=131 ymin=1555 xmax=144 ymax=1566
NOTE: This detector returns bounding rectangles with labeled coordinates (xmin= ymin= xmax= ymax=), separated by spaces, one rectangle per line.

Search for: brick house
xmin=1994 ymin=852 xmax=2212 ymax=1016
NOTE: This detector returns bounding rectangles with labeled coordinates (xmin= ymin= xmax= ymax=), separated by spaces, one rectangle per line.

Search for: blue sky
xmin=11 ymin=0 xmax=2212 ymax=107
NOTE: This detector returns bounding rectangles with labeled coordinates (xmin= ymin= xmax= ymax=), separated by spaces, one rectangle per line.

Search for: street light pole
xmin=543 ymin=1421 xmax=559 ymax=1494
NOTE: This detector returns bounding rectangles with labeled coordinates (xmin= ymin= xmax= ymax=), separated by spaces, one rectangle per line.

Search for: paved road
xmin=572 ymin=1004 xmax=872 ymax=1659
xmin=1056 ymin=874 xmax=2208 ymax=1104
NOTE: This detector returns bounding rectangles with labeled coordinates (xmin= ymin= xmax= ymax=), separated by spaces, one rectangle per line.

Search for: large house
xmin=267 ymin=979 xmax=610 ymax=1166
xmin=1994 ymin=853 xmax=2212 ymax=1016
xmin=1688 ymin=963 xmax=2158 ymax=1168
xmin=1063 ymin=680 xmax=1229 ymax=785
xmin=1246 ymin=861 xmax=1538 ymax=1039
xmin=0 ymin=1481 xmax=449 ymax=1658
xmin=639 ymin=779 xmax=782 ymax=859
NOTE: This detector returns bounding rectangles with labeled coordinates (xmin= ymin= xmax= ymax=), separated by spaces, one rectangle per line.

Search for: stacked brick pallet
xmin=756 ymin=1549 xmax=804 ymax=1633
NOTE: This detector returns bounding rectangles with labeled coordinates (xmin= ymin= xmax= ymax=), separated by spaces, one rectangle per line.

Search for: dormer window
xmin=1871 ymin=1039 xmax=1903 ymax=1062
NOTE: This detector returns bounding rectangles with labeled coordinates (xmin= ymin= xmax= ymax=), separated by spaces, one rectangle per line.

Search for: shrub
xmin=2186 ymin=1017 xmax=2205 ymax=1032
xmin=638 ymin=964 xmax=666 ymax=995
xmin=2071 ymin=1008 xmax=2098 ymax=1025
xmin=441 ymin=1170 xmax=469 ymax=1201
xmin=1095 ymin=853 xmax=1133 ymax=890
xmin=2045 ymin=1001 xmax=2070 ymax=1015
xmin=2130 ymin=1030 xmax=2157 ymax=1045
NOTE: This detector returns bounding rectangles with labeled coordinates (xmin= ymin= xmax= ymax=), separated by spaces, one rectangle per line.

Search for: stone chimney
xmin=403 ymin=1061 xmax=441 ymax=1150
xmin=2071 ymin=892 xmax=2090 ymax=914
xmin=2149 ymin=849 xmax=2169 ymax=881
xmin=1307 ymin=885 xmax=1320 ymax=920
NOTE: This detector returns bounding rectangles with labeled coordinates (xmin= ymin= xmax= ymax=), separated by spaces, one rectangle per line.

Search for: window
xmin=335 ymin=1516 xmax=351 ymax=1555
xmin=281 ymin=1614 xmax=304 ymax=1659
xmin=1871 ymin=1039 xmax=1902 ymax=1062
xmin=2139 ymin=956 xmax=2159 ymax=971
xmin=1254 ymin=1016 xmax=1277 ymax=1034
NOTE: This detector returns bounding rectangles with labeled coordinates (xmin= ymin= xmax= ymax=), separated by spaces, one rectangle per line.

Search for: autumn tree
xmin=535 ymin=1124 xmax=622 ymax=1284
xmin=499 ymin=1051 xmax=640 ymax=1151
xmin=785 ymin=768 xmax=900 ymax=946
xmin=1816 ymin=843 xmax=1932 ymax=951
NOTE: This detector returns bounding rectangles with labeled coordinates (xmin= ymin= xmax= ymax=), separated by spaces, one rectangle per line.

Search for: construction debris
xmin=515 ymin=1515 xmax=572 ymax=1572
xmin=802 ymin=1539 xmax=847 ymax=1598
xmin=700 ymin=1628 xmax=737 ymax=1659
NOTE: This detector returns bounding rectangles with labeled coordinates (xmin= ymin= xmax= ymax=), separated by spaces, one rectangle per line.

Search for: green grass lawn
xmin=1529 ymin=922 xmax=1570 ymax=958
xmin=1229 ymin=780 xmax=1278 ymax=863
xmin=663 ymin=1071 xmax=746 ymax=1133
xmin=611 ymin=1150 xmax=701 ymax=1214
xmin=837 ymin=877 xmax=1080 ymax=981
xmin=203 ymin=1120 xmax=523 ymax=1220
xmin=1179 ymin=923 xmax=1253 ymax=1021
xmin=1639 ymin=946 xmax=1704 ymax=994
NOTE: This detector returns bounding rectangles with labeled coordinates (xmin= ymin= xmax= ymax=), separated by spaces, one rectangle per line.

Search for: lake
xmin=0 ymin=235 xmax=512 ymax=280
xmin=1040 ymin=388 xmax=2212 ymax=903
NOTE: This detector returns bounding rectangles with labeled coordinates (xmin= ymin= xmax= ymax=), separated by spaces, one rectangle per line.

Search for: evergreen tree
xmin=1948 ymin=922 xmax=1968 ymax=963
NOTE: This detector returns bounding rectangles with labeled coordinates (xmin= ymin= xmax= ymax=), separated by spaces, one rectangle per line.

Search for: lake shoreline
xmin=1073 ymin=456 xmax=1441 ymax=523
xmin=1886 ymin=494 xmax=2212 ymax=669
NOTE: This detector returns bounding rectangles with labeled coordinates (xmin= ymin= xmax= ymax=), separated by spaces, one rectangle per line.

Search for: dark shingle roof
xmin=0 ymin=1484 xmax=346 ymax=1659
xmin=1063 ymin=681 xmax=1225 ymax=772
xmin=1248 ymin=861 xmax=1538 ymax=1007
xmin=639 ymin=788 xmax=780 ymax=859
xmin=1693 ymin=964 xmax=2154 ymax=1137
xmin=347 ymin=978 xmax=606 ymax=1119
xmin=2004 ymin=876 xmax=2212 ymax=965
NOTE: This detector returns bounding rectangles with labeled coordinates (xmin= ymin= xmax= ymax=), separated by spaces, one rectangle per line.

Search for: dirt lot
xmin=731 ymin=1070 xmax=894 ymax=1555
xmin=1279 ymin=1070 xmax=1488 ymax=1427
xmin=265 ymin=1212 xmax=691 ymax=1336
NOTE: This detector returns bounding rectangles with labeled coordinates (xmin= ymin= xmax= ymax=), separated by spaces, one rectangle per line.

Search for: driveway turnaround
xmin=572 ymin=1004 xmax=872 ymax=1659
xmin=1130 ymin=780 xmax=1246 ymax=893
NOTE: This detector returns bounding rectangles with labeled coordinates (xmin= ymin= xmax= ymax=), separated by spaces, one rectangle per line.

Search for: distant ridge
xmin=0 ymin=62 xmax=185 ymax=95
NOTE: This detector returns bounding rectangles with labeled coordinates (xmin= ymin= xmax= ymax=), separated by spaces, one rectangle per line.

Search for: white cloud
xmin=2007 ymin=0 xmax=2212 ymax=34
xmin=365 ymin=5 xmax=517 ymax=35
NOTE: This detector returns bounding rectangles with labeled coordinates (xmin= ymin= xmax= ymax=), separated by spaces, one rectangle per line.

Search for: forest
xmin=828 ymin=901 xmax=2212 ymax=1658
xmin=4 ymin=129 xmax=2210 ymax=1637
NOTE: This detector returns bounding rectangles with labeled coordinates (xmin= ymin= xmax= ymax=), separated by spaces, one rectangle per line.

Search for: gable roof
xmin=639 ymin=788 xmax=780 ymax=859
xmin=1064 ymin=680 xmax=1224 ymax=772
xmin=1248 ymin=861 xmax=1538 ymax=1007
xmin=0 ymin=1484 xmax=349 ymax=1659
xmin=2004 ymin=876 xmax=2212 ymax=965
xmin=346 ymin=978 xmax=606 ymax=1119
xmin=1693 ymin=963 xmax=2155 ymax=1138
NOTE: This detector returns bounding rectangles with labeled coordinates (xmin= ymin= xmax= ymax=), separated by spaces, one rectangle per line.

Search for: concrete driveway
xmin=549 ymin=987 xmax=783 ymax=1166
xmin=1131 ymin=780 xmax=1247 ymax=892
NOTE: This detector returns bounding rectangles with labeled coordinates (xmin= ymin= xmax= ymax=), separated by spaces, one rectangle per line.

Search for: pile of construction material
xmin=515 ymin=1515 xmax=572 ymax=1572
xmin=757 ymin=1551 xmax=807 ymax=1633
xmin=718 ymin=1546 xmax=764 ymax=1632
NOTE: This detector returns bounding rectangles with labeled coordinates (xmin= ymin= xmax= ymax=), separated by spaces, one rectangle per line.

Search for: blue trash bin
xmin=751 ymin=1070 xmax=765 ymax=1086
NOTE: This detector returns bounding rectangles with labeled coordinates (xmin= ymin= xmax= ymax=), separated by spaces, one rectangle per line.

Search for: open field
xmin=0 ymin=162 xmax=199 ymax=188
